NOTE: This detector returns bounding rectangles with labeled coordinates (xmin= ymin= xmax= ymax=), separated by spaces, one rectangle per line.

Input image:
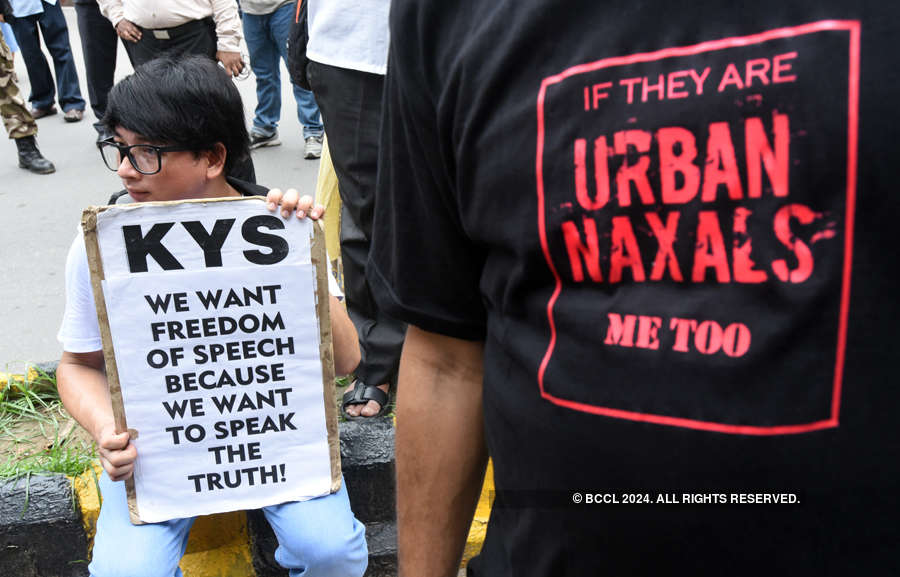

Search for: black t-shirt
xmin=370 ymin=1 xmax=899 ymax=575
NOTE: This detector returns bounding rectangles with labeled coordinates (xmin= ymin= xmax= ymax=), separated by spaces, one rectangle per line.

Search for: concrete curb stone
xmin=340 ymin=418 xmax=396 ymax=523
xmin=0 ymin=475 xmax=89 ymax=577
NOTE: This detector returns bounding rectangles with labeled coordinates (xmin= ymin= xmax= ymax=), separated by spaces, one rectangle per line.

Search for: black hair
xmin=103 ymin=55 xmax=250 ymax=176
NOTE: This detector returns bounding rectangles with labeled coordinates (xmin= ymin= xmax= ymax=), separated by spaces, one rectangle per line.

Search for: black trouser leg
xmin=307 ymin=60 xmax=406 ymax=387
xmin=7 ymin=14 xmax=55 ymax=109
xmin=75 ymin=1 xmax=118 ymax=127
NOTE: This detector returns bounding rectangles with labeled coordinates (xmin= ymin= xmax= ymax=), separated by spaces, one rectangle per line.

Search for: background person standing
xmin=97 ymin=0 xmax=244 ymax=76
xmin=242 ymin=0 xmax=323 ymax=159
xmin=73 ymin=0 xmax=119 ymax=144
xmin=305 ymin=0 xmax=404 ymax=418
xmin=97 ymin=0 xmax=254 ymax=181
xmin=5 ymin=0 xmax=86 ymax=121
xmin=0 ymin=1 xmax=55 ymax=174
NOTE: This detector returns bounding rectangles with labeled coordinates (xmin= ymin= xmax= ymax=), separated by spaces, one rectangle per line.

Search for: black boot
xmin=15 ymin=135 xmax=56 ymax=174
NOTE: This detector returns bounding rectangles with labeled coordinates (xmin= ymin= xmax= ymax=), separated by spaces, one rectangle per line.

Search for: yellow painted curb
xmin=70 ymin=461 xmax=103 ymax=553
xmin=0 ymin=367 xmax=55 ymax=395
xmin=0 ymin=371 xmax=23 ymax=393
xmin=70 ymin=461 xmax=256 ymax=577
xmin=181 ymin=511 xmax=255 ymax=577
xmin=26 ymin=366 xmax=47 ymax=384
xmin=461 ymin=460 xmax=494 ymax=568
xmin=180 ymin=529 xmax=255 ymax=577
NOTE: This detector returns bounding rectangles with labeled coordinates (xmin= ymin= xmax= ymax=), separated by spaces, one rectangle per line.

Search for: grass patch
xmin=0 ymin=368 xmax=96 ymax=480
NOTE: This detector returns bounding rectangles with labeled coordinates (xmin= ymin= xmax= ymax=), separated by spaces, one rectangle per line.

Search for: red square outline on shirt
xmin=534 ymin=20 xmax=859 ymax=435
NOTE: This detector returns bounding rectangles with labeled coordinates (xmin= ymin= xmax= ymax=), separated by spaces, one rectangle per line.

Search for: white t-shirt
xmin=57 ymin=230 xmax=343 ymax=352
xmin=306 ymin=0 xmax=390 ymax=75
xmin=58 ymin=231 xmax=104 ymax=353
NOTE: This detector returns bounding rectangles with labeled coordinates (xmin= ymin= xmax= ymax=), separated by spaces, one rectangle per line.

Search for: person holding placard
xmin=56 ymin=55 xmax=367 ymax=577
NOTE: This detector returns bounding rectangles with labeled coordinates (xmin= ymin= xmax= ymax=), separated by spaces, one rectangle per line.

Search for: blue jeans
xmin=7 ymin=0 xmax=85 ymax=112
xmin=243 ymin=3 xmax=323 ymax=139
xmin=88 ymin=473 xmax=368 ymax=577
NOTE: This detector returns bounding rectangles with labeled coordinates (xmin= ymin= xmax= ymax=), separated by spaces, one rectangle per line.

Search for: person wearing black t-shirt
xmin=370 ymin=1 xmax=900 ymax=575
xmin=304 ymin=0 xmax=404 ymax=419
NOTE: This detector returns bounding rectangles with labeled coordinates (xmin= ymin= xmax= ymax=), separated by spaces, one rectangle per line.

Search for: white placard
xmin=86 ymin=198 xmax=337 ymax=523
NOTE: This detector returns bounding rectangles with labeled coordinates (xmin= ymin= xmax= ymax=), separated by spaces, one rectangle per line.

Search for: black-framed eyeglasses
xmin=99 ymin=141 xmax=196 ymax=175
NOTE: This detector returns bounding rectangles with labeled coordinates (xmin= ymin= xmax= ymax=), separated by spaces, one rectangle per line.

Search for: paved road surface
xmin=0 ymin=8 xmax=320 ymax=369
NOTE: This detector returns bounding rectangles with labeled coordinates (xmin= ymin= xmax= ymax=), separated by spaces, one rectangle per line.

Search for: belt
xmin=142 ymin=17 xmax=214 ymax=41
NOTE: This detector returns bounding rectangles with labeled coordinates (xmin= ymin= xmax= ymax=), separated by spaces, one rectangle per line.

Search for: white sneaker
xmin=304 ymin=135 xmax=323 ymax=159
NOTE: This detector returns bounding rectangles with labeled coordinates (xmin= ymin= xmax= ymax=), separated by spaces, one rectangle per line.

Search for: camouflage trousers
xmin=0 ymin=33 xmax=37 ymax=140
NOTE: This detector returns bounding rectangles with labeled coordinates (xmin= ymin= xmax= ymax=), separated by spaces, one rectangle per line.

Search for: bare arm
xmin=330 ymin=295 xmax=360 ymax=376
xmin=57 ymin=350 xmax=136 ymax=481
xmin=396 ymin=326 xmax=488 ymax=577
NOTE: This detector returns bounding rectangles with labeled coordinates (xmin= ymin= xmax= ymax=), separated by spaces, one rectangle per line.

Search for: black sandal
xmin=341 ymin=380 xmax=390 ymax=420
